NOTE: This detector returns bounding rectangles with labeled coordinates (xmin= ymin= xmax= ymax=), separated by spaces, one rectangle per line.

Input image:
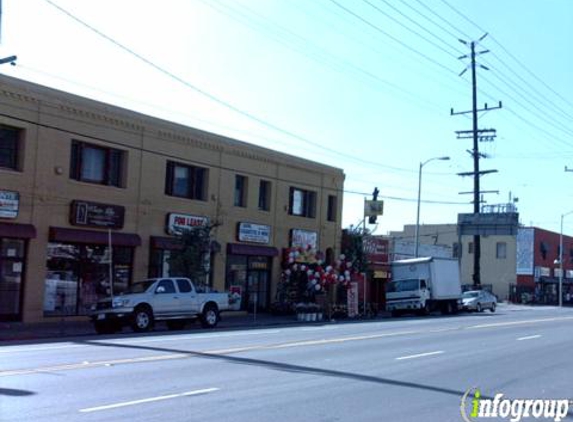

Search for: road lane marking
xmin=396 ymin=351 xmax=444 ymax=360
xmin=467 ymin=316 xmax=573 ymax=330
xmin=79 ymin=388 xmax=219 ymax=413
xmin=517 ymin=335 xmax=542 ymax=341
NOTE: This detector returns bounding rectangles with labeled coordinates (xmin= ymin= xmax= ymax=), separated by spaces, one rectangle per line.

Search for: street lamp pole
xmin=414 ymin=156 xmax=450 ymax=257
xmin=559 ymin=210 xmax=573 ymax=307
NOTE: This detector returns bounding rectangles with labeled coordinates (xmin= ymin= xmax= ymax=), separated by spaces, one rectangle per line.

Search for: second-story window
xmin=327 ymin=195 xmax=337 ymax=222
xmin=70 ymin=140 xmax=125 ymax=187
xmin=165 ymin=161 xmax=208 ymax=200
xmin=289 ymin=187 xmax=316 ymax=218
xmin=0 ymin=125 xmax=23 ymax=171
xmin=258 ymin=180 xmax=271 ymax=211
xmin=496 ymin=242 xmax=507 ymax=259
xmin=234 ymin=175 xmax=248 ymax=207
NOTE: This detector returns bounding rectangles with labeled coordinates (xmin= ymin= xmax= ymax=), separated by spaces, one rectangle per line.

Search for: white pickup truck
xmin=90 ymin=277 xmax=230 ymax=334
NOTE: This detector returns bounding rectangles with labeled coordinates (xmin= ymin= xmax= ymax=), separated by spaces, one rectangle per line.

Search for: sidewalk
xmin=0 ymin=312 xmax=328 ymax=342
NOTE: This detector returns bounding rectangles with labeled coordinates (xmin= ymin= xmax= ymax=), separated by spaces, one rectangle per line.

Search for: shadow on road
xmin=76 ymin=338 xmax=485 ymax=400
xmin=0 ymin=388 xmax=36 ymax=396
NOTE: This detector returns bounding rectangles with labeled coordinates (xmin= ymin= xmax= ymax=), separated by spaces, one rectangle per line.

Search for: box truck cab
xmin=386 ymin=257 xmax=462 ymax=316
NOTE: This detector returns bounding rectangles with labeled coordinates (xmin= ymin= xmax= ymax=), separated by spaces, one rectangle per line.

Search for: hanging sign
xmin=237 ymin=222 xmax=270 ymax=244
xmin=290 ymin=229 xmax=318 ymax=249
xmin=70 ymin=200 xmax=124 ymax=229
xmin=166 ymin=213 xmax=209 ymax=236
xmin=0 ymin=190 xmax=19 ymax=219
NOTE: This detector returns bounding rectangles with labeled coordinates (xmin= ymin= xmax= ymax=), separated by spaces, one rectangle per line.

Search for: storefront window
xmin=44 ymin=242 xmax=133 ymax=316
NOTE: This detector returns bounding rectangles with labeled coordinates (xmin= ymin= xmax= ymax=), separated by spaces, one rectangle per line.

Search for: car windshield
xmin=123 ymin=279 xmax=156 ymax=294
xmin=462 ymin=291 xmax=480 ymax=298
xmin=387 ymin=279 xmax=419 ymax=293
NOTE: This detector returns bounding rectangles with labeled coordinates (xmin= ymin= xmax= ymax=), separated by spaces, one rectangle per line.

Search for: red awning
xmin=0 ymin=222 xmax=37 ymax=239
xmin=227 ymin=243 xmax=279 ymax=257
xmin=49 ymin=227 xmax=141 ymax=247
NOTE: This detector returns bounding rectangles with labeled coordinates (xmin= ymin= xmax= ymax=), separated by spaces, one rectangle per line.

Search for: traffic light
xmin=369 ymin=187 xmax=379 ymax=224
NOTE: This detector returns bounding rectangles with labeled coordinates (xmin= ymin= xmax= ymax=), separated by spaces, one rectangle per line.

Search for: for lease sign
xmin=166 ymin=213 xmax=208 ymax=235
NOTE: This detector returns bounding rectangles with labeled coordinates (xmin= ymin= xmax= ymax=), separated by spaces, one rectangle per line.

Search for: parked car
xmin=90 ymin=277 xmax=230 ymax=334
xmin=461 ymin=290 xmax=497 ymax=312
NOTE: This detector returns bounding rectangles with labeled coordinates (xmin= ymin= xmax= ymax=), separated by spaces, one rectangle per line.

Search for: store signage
xmin=237 ymin=222 xmax=270 ymax=244
xmin=364 ymin=199 xmax=384 ymax=217
xmin=0 ymin=190 xmax=19 ymax=219
xmin=166 ymin=213 xmax=209 ymax=236
xmin=290 ymin=229 xmax=318 ymax=249
xmin=70 ymin=200 xmax=124 ymax=229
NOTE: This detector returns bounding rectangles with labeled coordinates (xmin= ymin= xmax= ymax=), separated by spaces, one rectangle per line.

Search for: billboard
xmin=457 ymin=212 xmax=519 ymax=236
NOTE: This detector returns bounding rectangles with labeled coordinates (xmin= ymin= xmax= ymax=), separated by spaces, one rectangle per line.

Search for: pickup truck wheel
xmin=132 ymin=306 xmax=154 ymax=332
xmin=166 ymin=320 xmax=186 ymax=330
xmin=490 ymin=303 xmax=496 ymax=313
xmin=201 ymin=304 xmax=219 ymax=328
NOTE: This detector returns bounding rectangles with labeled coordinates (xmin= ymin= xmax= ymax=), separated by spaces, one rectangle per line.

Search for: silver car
xmin=461 ymin=290 xmax=497 ymax=312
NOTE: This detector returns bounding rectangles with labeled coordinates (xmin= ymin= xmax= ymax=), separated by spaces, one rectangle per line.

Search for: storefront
xmin=0 ymin=222 xmax=36 ymax=321
xmin=226 ymin=241 xmax=278 ymax=312
xmin=44 ymin=227 xmax=141 ymax=317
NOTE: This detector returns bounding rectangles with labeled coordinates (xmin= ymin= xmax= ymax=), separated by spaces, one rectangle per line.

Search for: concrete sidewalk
xmin=0 ymin=312 xmax=333 ymax=342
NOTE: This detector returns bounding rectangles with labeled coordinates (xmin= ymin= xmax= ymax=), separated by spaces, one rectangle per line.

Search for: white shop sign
xmin=0 ymin=190 xmax=19 ymax=219
xmin=237 ymin=222 xmax=270 ymax=244
xmin=166 ymin=213 xmax=209 ymax=236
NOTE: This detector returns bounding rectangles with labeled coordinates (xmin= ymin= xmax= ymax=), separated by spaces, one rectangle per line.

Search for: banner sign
xmin=290 ymin=229 xmax=318 ymax=249
xmin=166 ymin=213 xmax=209 ymax=236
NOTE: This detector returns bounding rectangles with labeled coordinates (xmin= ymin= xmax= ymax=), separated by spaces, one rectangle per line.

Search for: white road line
xmin=517 ymin=335 xmax=542 ymax=341
xmin=79 ymin=388 xmax=219 ymax=413
xmin=467 ymin=316 xmax=573 ymax=330
xmin=395 ymin=351 xmax=444 ymax=360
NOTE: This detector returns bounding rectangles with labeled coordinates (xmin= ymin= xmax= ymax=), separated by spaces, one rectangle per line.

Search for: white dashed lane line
xmin=517 ymin=335 xmax=542 ymax=341
xmin=79 ymin=387 xmax=220 ymax=413
xmin=395 ymin=351 xmax=444 ymax=360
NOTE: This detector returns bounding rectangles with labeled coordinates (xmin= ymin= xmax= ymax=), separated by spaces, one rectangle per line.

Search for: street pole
xmin=414 ymin=156 xmax=450 ymax=257
xmin=559 ymin=215 xmax=563 ymax=307
xmin=558 ymin=210 xmax=573 ymax=307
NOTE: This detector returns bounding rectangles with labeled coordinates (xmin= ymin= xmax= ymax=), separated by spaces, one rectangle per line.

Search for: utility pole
xmin=451 ymin=34 xmax=502 ymax=289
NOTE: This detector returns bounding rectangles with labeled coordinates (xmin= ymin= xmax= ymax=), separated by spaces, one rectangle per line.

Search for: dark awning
xmin=539 ymin=276 xmax=573 ymax=285
xmin=227 ymin=243 xmax=279 ymax=257
xmin=49 ymin=227 xmax=141 ymax=247
xmin=150 ymin=236 xmax=184 ymax=251
xmin=0 ymin=222 xmax=37 ymax=239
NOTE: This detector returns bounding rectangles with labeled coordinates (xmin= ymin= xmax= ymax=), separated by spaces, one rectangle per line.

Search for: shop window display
xmin=44 ymin=242 xmax=133 ymax=316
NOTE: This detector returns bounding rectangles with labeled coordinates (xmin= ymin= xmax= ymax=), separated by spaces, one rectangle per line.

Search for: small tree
xmin=168 ymin=225 xmax=215 ymax=289
xmin=341 ymin=226 xmax=369 ymax=273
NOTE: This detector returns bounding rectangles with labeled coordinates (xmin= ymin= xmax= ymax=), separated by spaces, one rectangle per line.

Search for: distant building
xmin=386 ymin=222 xmax=573 ymax=304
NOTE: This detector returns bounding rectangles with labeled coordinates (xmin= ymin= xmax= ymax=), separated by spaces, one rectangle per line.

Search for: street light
xmin=558 ymin=210 xmax=573 ymax=307
xmin=414 ymin=156 xmax=450 ymax=257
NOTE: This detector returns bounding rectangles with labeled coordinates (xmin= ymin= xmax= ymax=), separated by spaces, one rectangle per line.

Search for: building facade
xmin=0 ymin=75 xmax=344 ymax=322
xmin=386 ymin=223 xmax=517 ymax=300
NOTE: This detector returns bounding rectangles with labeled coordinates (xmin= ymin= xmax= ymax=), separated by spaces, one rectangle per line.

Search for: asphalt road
xmin=2 ymin=305 xmax=573 ymax=422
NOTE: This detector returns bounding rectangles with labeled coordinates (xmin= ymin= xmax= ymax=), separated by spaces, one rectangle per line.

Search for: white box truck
xmin=386 ymin=257 xmax=462 ymax=316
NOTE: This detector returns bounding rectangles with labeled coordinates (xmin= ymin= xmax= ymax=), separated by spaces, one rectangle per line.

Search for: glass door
xmin=0 ymin=239 xmax=26 ymax=321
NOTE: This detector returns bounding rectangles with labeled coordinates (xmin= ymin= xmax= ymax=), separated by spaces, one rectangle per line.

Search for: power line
xmin=362 ymin=0 xmax=464 ymax=58
xmin=327 ymin=0 xmax=459 ymax=77
xmin=438 ymin=0 xmax=573 ymax=112
xmin=41 ymin=0 xmax=421 ymax=175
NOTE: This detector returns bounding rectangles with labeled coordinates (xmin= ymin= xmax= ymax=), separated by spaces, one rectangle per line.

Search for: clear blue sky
xmin=1 ymin=0 xmax=572 ymax=235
